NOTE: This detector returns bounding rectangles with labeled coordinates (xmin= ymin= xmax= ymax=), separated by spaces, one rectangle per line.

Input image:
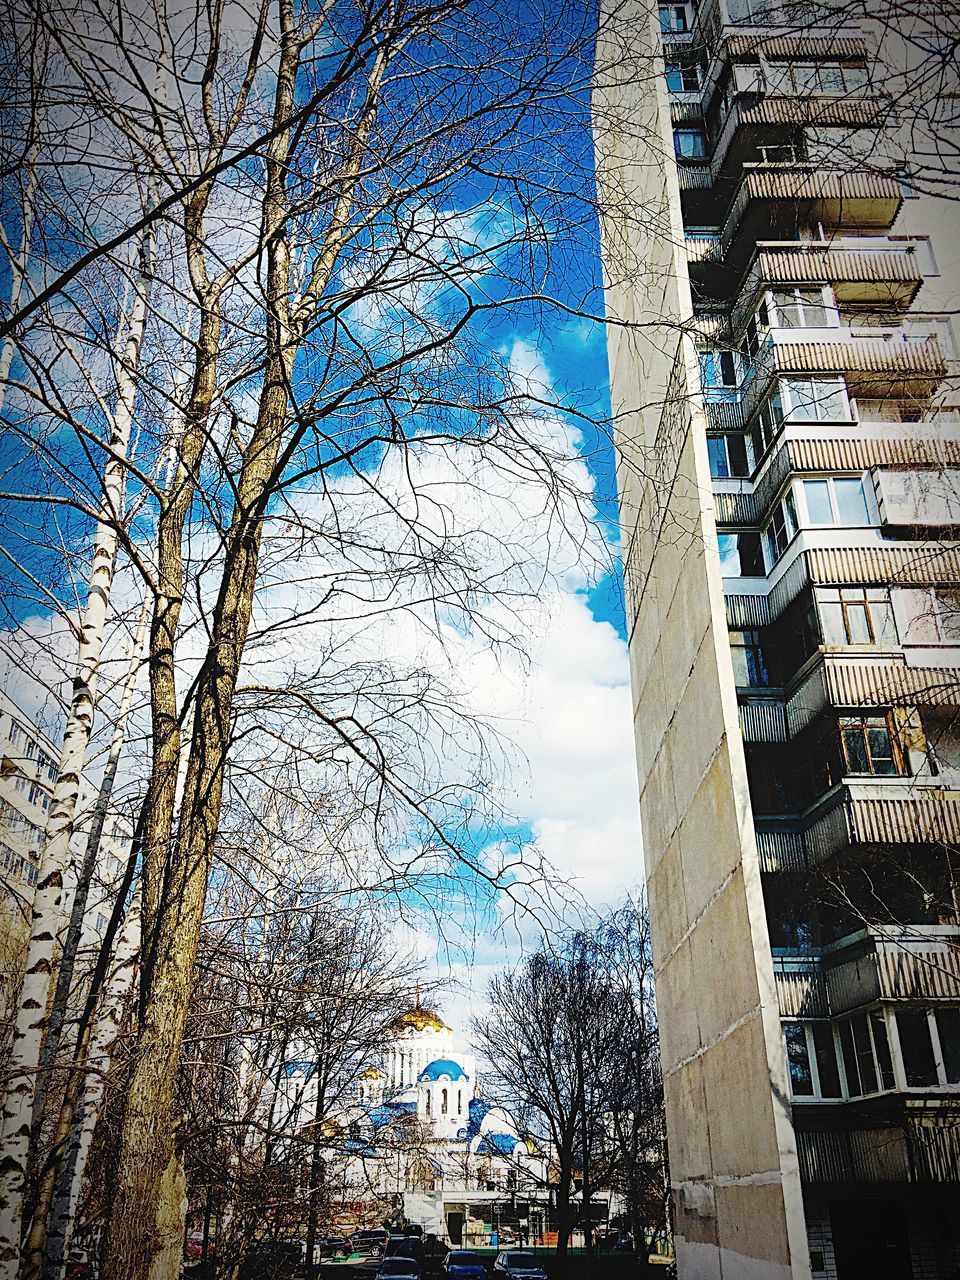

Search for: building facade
xmin=595 ymin=1 xmax=960 ymax=1276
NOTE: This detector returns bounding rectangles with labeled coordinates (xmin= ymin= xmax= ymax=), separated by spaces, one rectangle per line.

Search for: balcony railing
xmin=824 ymin=926 xmax=960 ymax=1014
xmin=732 ymin=239 xmax=926 ymax=333
xmin=720 ymin=166 xmax=903 ymax=258
xmin=739 ymin=329 xmax=947 ymax=422
xmin=804 ymin=781 xmax=960 ymax=862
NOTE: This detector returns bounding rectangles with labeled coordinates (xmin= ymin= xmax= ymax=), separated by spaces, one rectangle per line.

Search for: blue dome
xmin=476 ymin=1132 xmax=521 ymax=1157
xmin=418 ymin=1057 xmax=468 ymax=1082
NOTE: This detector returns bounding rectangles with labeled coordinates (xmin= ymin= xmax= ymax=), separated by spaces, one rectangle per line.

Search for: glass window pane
xmin=804 ymin=480 xmax=834 ymax=525
xmin=816 ymin=382 xmax=849 ymax=421
xmin=870 ymin=1011 xmax=895 ymax=1090
xmin=812 ymin=1024 xmax=842 ymax=1097
xmin=936 ymin=1009 xmax=960 ymax=1084
xmin=786 ymin=379 xmax=818 ymax=420
xmin=783 ymin=1023 xmax=814 ymax=1096
xmin=839 ymin=1021 xmax=860 ymax=1095
xmin=833 ymin=478 xmax=869 ymax=525
xmin=841 ymin=725 xmax=870 ymax=773
xmin=739 ymin=532 xmax=764 ymax=576
xmin=898 ymin=1009 xmax=939 ymax=1086
xmin=819 ymin=64 xmax=845 ymax=93
xmin=718 ymin=534 xmax=741 ymax=575
xmin=783 ymin=488 xmax=798 ymax=536
xmin=846 ymin=602 xmax=871 ymax=644
xmin=819 ymin=599 xmax=846 ymax=645
xmin=727 ymin=434 xmax=749 ymax=476
xmin=866 ymin=726 xmax=896 ymax=774
xmin=901 ymin=1013 xmax=942 ymax=1085
xmin=852 ymin=1014 xmax=878 ymax=1094
xmin=870 ymin=597 xmax=897 ymax=644
xmin=708 ymin=437 xmax=729 ymax=477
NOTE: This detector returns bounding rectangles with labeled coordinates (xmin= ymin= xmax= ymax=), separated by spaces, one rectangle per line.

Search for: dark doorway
xmin=446 ymin=1213 xmax=464 ymax=1247
xmin=830 ymin=1199 xmax=912 ymax=1279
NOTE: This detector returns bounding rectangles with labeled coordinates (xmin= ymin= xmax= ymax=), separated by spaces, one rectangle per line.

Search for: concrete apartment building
xmin=595 ymin=0 xmax=960 ymax=1276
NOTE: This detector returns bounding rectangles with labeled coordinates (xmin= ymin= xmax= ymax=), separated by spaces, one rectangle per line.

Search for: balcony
xmin=719 ymin=167 xmax=903 ymax=274
xmin=739 ymin=329 xmax=947 ymax=422
xmin=823 ymin=925 xmax=960 ymax=1015
xmin=733 ymin=239 xmax=926 ymax=334
xmin=803 ymin=779 xmax=960 ymax=862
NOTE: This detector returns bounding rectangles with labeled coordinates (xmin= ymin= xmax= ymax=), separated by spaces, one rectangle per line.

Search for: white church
xmin=281 ymin=1000 xmax=550 ymax=1238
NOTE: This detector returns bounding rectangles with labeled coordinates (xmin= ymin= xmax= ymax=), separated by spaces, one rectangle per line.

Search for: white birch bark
xmin=0 ymin=160 xmax=36 ymax=422
xmin=44 ymin=895 xmax=141 ymax=1278
xmin=0 ymin=195 xmax=157 ymax=1273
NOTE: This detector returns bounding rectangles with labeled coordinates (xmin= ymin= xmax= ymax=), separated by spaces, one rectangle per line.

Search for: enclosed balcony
xmin=803 ymin=780 xmax=960 ymax=863
xmin=733 ymin=239 xmax=927 ymax=333
xmin=739 ymin=329 xmax=947 ymax=423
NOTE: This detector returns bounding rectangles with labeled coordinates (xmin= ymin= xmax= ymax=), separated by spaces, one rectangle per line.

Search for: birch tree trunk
xmin=0 ymin=161 xmax=37 ymax=423
xmin=0 ymin=195 xmax=156 ymax=1277
xmin=39 ymin=895 xmax=141 ymax=1280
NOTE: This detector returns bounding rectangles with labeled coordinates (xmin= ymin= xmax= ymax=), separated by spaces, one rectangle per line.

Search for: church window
xmin=457 ymin=1089 xmax=462 ymax=1114
xmin=426 ymin=1090 xmax=431 ymax=1115
xmin=442 ymin=1088 xmax=448 ymax=1114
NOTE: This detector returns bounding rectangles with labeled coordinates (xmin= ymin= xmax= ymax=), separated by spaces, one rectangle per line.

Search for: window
xmin=782 ymin=1022 xmax=844 ymax=1099
xmin=425 ymin=1090 xmax=431 ymax=1115
xmin=659 ymin=4 xmax=689 ymax=31
xmin=783 ymin=1022 xmax=814 ymax=1096
xmin=37 ymin=753 xmax=56 ymax=782
xmin=9 ymin=721 xmax=22 ymax=745
xmin=27 ymin=783 xmax=49 ymax=812
xmin=707 ymin=434 xmax=750 ymax=478
xmin=891 ymin=587 xmax=960 ymax=647
xmin=729 ymin=630 xmax=773 ymax=686
xmin=782 ymin=377 xmax=849 ymax=422
xmin=744 ymin=299 xmax=770 ymax=358
xmin=800 ymin=476 xmax=869 ymax=526
xmin=718 ymin=531 xmax=764 ymax=577
xmin=13 ymin=775 xmax=27 ymax=795
xmin=665 ymin=61 xmax=701 ymax=91
xmin=839 ymin=715 xmax=901 ymax=776
xmin=769 ymin=287 xmax=835 ymax=329
xmin=766 ymin=62 xmax=870 ymax=94
xmin=700 ymin=349 xmax=738 ymax=388
xmin=818 ymin=587 xmax=896 ymax=646
xmin=897 ymin=1008 xmax=939 ymax=1087
xmin=23 ymin=862 xmax=38 ymax=886
xmin=674 ymin=127 xmax=707 ymax=158
xmin=23 ymin=737 xmax=37 ymax=761
xmin=764 ymin=488 xmax=798 ymax=564
xmin=441 ymin=1088 xmax=448 ymax=1115
xmin=936 ymin=1009 xmax=960 ymax=1084
xmin=837 ymin=1012 xmax=892 ymax=1097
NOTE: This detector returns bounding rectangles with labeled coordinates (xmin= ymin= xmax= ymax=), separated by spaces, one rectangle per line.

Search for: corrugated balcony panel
xmin=774 ymin=335 xmax=947 ymax=392
xmin=769 ymin=551 xmax=811 ymax=617
xmin=755 ymin=825 xmax=805 ymax=871
xmin=774 ymin=958 xmax=829 ymax=1016
xmin=685 ymin=237 xmax=722 ymax=264
xmin=803 ymin=798 xmax=854 ymax=863
xmin=733 ymin=244 xmax=925 ymax=332
xmin=806 ymin=544 xmax=960 ymax=589
xmin=825 ymin=927 xmax=960 ymax=1013
xmin=721 ymin=168 xmax=903 ymax=254
xmin=723 ymin=34 xmax=869 ymax=59
xmin=788 ymin=434 xmax=960 ymax=476
xmin=725 ymin=593 xmax=771 ymax=627
xmin=714 ymin=489 xmax=757 ymax=523
xmin=738 ymin=698 xmax=788 ymax=742
xmin=848 ymin=790 xmax=960 ymax=847
xmin=797 ymin=1129 xmax=854 ymax=1184
xmin=678 ymin=165 xmax=713 ymax=190
xmin=704 ymin=399 xmax=744 ymax=431
xmin=910 ymin=1111 xmax=960 ymax=1183
xmin=786 ymin=662 xmax=829 ymax=736
xmin=822 ymin=653 xmax=960 ymax=712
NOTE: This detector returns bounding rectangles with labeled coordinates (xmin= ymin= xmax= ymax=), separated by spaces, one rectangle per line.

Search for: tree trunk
xmin=0 ymin=192 xmax=156 ymax=1278
xmin=35 ymin=895 xmax=141 ymax=1280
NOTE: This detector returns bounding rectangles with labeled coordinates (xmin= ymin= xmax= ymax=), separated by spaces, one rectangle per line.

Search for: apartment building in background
xmin=0 ymin=687 xmax=128 ymax=1028
xmin=595 ymin=0 xmax=960 ymax=1275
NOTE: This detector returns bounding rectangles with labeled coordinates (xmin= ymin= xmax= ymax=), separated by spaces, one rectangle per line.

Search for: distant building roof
xmin=360 ymin=1065 xmax=384 ymax=1080
xmin=390 ymin=1003 xmax=448 ymax=1033
xmin=419 ymin=1058 xmax=468 ymax=1082
xmin=368 ymin=1100 xmax=418 ymax=1128
xmin=466 ymin=1097 xmax=491 ymax=1137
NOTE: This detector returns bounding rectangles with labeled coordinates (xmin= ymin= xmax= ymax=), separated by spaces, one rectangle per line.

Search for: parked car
xmin=442 ymin=1250 xmax=488 ymax=1279
xmin=386 ymin=1236 xmax=426 ymax=1269
xmin=492 ymin=1254 xmax=548 ymax=1280
xmin=377 ymin=1258 xmax=422 ymax=1280
xmin=354 ymin=1229 xmax=390 ymax=1257
xmin=316 ymin=1236 xmax=351 ymax=1258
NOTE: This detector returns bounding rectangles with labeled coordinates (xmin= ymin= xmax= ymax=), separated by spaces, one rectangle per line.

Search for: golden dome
xmin=391 ymin=1006 xmax=448 ymax=1033
xmin=360 ymin=1066 xmax=383 ymax=1081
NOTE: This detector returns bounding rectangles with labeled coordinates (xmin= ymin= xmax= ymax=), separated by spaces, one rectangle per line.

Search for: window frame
xmin=838 ymin=713 xmax=904 ymax=777
xmin=674 ymin=126 xmax=707 ymax=158
xmin=665 ymin=60 xmax=701 ymax=92
xmin=768 ymin=285 xmax=836 ymax=329
xmin=763 ymin=487 xmax=798 ymax=566
xmin=817 ymin=586 xmax=896 ymax=646
xmin=781 ymin=376 xmax=851 ymax=424
xmin=798 ymin=475 xmax=870 ymax=527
